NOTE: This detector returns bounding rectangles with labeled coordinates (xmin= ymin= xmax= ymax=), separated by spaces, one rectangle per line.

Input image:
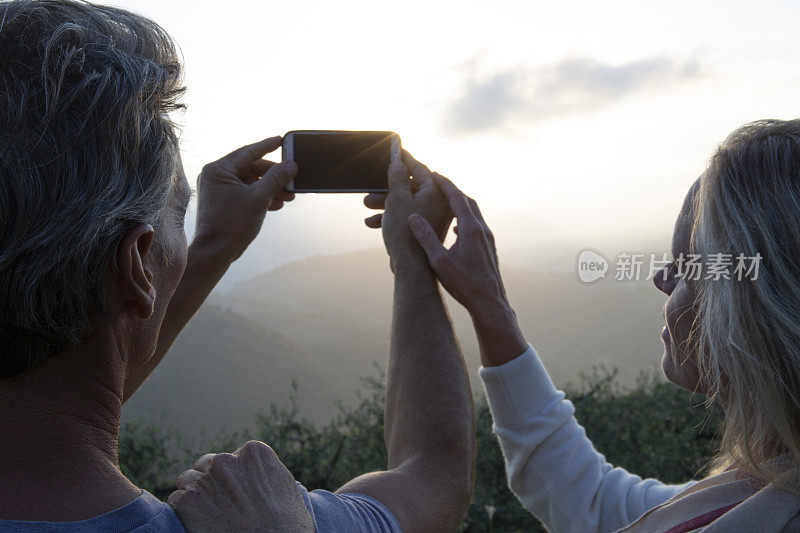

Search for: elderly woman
xmin=393 ymin=119 xmax=800 ymax=531
xmin=0 ymin=0 xmax=477 ymax=531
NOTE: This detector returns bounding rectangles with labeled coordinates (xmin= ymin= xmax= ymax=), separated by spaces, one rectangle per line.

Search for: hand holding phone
xmin=282 ymin=130 xmax=401 ymax=193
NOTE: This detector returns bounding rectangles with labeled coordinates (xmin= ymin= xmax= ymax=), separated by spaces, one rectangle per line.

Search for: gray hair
xmin=692 ymin=119 xmax=800 ymax=491
xmin=0 ymin=0 xmax=185 ymax=377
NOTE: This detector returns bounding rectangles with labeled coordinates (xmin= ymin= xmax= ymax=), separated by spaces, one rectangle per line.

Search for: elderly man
xmin=0 ymin=0 xmax=474 ymax=531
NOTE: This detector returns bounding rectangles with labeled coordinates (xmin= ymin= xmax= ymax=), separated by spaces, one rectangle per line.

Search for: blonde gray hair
xmin=693 ymin=119 xmax=800 ymax=490
xmin=0 ymin=0 xmax=184 ymax=377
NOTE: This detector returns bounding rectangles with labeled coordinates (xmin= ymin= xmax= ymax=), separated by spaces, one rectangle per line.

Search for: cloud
xmin=441 ymin=54 xmax=706 ymax=135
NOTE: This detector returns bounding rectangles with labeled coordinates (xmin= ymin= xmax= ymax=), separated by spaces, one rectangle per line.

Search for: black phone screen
xmin=288 ymin=131 xmax=395 ymax=192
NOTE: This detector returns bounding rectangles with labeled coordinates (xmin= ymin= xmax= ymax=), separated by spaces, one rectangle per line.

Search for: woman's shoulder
xmin=621 ymin=466 xmax=799 ymax=532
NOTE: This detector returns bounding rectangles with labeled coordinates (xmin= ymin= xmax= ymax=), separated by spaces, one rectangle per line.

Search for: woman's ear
xmin=115 ymin=224 xmax=156 ymax=319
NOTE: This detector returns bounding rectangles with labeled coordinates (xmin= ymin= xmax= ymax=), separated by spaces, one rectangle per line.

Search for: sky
xmin=112 ymin=0 xmax=800 ymax=288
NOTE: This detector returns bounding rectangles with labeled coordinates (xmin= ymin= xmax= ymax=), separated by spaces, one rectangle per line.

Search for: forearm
xmin=385 ymin=257 xmax=475 ymax=484
xmin=123 ymin=236 xmax=233 ymax=401
xmin=480 ymin=349 xmax=693 ymax=532
xmin=469 ymin=295 xmax=529 ymax=368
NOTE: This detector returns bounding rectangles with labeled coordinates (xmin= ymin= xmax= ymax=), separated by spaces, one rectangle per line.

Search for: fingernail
xmin=408 ymin=214 xmax=422 ymax=229
xmin=284 ymin=160 xmax=298 ymax=173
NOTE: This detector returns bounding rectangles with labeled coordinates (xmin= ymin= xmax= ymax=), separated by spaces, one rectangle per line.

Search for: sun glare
xmin=113 ymin=0 xmax=800 ymax=286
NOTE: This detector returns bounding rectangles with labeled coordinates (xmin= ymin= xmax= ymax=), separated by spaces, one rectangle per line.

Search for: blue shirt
xmin=0 ymin=485 xmax=401 ymax=532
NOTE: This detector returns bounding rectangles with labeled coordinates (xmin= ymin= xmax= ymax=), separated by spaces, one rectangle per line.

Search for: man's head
xmin=0 ymin=0 xmax=188 ymax=378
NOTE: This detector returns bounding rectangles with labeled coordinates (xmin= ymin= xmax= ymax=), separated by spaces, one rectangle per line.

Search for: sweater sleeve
xmin=479 ymin=345 xmax=695 ymax=533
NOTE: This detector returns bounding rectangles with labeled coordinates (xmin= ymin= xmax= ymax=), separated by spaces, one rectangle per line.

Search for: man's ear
xmin=115 ymin=224 xmax=156 ymax=319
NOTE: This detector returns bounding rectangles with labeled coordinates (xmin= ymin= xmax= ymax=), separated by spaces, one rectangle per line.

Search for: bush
xmin=120 ymin=368 xmax=721 ymax=531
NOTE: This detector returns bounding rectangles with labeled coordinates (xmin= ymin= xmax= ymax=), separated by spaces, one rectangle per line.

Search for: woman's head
xmin=656 ymin=119 xmax=800 ymax=488
xmin=0 ymin=0 xmax=187 ymax=378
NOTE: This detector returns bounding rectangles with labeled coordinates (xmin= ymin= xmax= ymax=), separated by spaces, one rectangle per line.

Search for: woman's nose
xmin=653 ymin=267 xmax=671 ymax=294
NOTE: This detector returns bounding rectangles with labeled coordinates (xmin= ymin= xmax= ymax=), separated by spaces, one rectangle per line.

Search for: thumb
xmin=256 ymin=160 xmax=298 ymax=200
xmin=408 ymin=214 xmax=447 ymax=268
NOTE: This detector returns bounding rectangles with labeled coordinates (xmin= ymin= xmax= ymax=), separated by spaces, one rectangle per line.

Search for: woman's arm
xmin=408 ymin=174 xmax=694 ymax=532
xmin=480 ymin=340 xmax=693 ymax=532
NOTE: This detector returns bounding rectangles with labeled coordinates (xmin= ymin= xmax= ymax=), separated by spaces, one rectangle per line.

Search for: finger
xmin=223 ymin=136 xmax=283 ymax=171
xmin=467 ymin=197 xmax=488 ymax=226
xmin=256 ymin=160 xmax=298 ymax=200
xmin=363 ymin=193 xmax=386 ymax=210
xmin=234 ymin=440 xmax=280 ymax=465
xmin=432 ymin=173 xmax=475 ymax=223
xmin=408 ymin=214 xmax=448 ymax=268
xmin=166 ymin=490 xmax=183 ymax=508
xmin=249 ymin=159 xmax=276 ymax=179
xmin=193 ymin=453 xmax=216 ymax=472
xmin=387 ymin=157 xmax=411 ymax=195
xmin=468 ymin=197 xmax=498 ymax=258
xmin=275 ymin=190 xmax=296 ymax=202
xmin=176 ymin=469 xmax=204 ymax=490
xmin=167 ymin=490 xmax=196 ymax=510
xmin=268 ymin=199 xmax=285 ymax=211
xmin=402 ymin=149 xmax=433 ymax=188
xmin=364 ymin=213 xmax=383 ymax=228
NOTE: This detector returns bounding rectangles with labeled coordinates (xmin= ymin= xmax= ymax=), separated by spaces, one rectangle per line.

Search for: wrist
xmin=470 ymin=302 xmax=528 ymax=367
xmin=393 ymin=259 xmax=437 ymax=289
xmin=391 ymin=251 xmax=438 ymax=295
xmin=467 ymin=292 xmax=514 ymax=325
xmin=191 ymin=231 xmax=242 ymax=265
xmin=389 ymin=246 xmax=433 ymax=277
xmin=188 ymin=234 xmax=237 ymax=272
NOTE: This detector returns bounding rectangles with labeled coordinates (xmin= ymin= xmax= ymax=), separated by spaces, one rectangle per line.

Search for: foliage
xmin=118 ymin=419 xmax=180 ymax=501
xmin=252 ymin=373 xmax=388 ymax=490
xmin=119 ymin=368 xmax=721 ymax=531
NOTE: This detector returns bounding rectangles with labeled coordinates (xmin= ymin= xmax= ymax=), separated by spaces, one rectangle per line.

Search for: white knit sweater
xmin=479 ymin=345 xmax=697 ymax=533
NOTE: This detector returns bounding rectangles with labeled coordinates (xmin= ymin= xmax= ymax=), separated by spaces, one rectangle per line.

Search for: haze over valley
xmin=123 ymin=245 xmax=671 ymax=444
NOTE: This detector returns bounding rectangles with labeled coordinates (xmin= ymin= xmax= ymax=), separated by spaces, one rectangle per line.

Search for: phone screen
xmin=288 ymin=131 xmax=395 ymax=192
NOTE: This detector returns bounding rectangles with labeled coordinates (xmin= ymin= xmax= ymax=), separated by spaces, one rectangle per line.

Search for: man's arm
xmin=337 ymin=256 xmax=474 ymax=532
xmin=168 ymin=153 xmax=475 ymax=532
xmin=338 ymin=153 xmax=475 ymax=532
xmin=123 ymin=138 xmax=297 ymax=401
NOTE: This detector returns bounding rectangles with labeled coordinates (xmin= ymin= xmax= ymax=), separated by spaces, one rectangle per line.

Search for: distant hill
xmin=223 ymin=247 xmax=669 ymax=384
xmin=122 ymin=304 xmax=346 ymax=441
xmin=123 ymin=247 xmax=670 ymax=444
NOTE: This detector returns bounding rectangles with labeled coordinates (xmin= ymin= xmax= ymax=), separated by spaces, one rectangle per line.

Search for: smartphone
xmin=283 ymin=130 xmax=401 ymax=193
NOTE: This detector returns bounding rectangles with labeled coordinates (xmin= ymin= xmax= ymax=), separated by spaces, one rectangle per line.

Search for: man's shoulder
xmin=129 ymin=492 xmax=185 ymax=532
xmin=296 ymin=483 xmax=401 ymax=533
xmin=0 ymin=491 xmax=185 ymax=533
